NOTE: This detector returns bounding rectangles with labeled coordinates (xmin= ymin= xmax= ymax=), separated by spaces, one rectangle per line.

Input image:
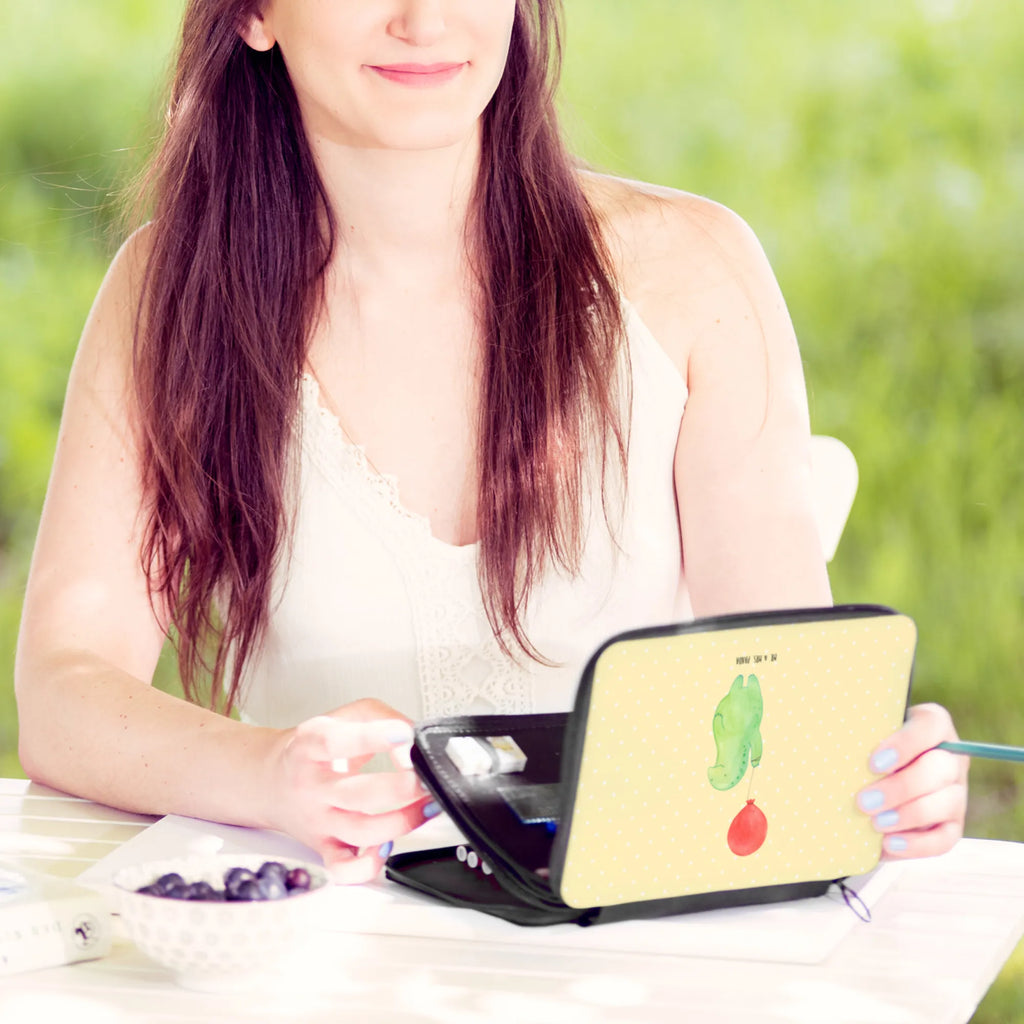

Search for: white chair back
xmin=809 ymin=435 xmax=858 ymax=562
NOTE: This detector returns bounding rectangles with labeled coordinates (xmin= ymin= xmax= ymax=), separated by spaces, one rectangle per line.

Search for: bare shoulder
xmin=84 ymin=224 xmax=153 ymax=351
xmin=581 ymin=175 xmax=828 ymax=615
xmin=73 ymin=224 xmax=155 ymax=404
xmin=581 ymin=171 xmax=789 ymax=380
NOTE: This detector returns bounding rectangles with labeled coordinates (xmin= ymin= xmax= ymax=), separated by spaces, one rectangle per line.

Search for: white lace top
xmin=237 ymin=301 xmax=690 ymax=727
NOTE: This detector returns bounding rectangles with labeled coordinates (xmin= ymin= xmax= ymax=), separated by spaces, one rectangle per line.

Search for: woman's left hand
xmin=856 ymin=703 xmax=969 ymax=859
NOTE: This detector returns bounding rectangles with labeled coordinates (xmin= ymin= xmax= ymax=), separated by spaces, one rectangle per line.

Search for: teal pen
xmin=937 ymin=740 xmax=1024 ymax=764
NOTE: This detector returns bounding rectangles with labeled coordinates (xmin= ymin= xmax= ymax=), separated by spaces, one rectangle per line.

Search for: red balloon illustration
xmin=727 ymin=799 xmax=768 ymax=856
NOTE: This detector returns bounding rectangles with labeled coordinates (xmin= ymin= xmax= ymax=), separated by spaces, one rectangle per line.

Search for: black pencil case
xmin=386 ymin=605 xmax=916 ymax=926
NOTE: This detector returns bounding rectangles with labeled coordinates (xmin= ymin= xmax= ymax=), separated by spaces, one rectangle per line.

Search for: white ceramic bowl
xmin=112 ymin=853 xmax=329 ymax=991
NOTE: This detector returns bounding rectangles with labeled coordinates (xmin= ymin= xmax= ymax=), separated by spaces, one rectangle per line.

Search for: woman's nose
xmin=388 ymin=0 xmax=448 ymax=47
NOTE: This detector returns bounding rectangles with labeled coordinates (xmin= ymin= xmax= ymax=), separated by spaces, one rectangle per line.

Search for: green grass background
xmin=1 ymin=2 xmax=1021 ymax=1017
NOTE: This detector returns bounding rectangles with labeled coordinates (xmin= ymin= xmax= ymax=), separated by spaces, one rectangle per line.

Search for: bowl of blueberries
xmin=112 ymin=853 xmax=330 ymax=990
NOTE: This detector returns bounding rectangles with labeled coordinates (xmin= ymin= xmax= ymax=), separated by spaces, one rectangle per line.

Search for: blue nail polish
xmin=875 ymin=809 xmax=900 ymax=829
xmin=871 ymin=748 xmax=899 ymax=773
xmin=385 ymin=722 xmax=414 ymax=745
xmin=423 ymin=801 xmax=442 ymax=819
xmin=858 ymin=789 xmax=885 ymax=812
xmin=379 ymin=841 xmax=394 ymax=859
xmin=886 ymin=835 xmax=908 ymax=853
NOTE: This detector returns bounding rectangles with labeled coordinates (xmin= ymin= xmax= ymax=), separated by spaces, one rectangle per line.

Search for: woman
xmin=14 ymin=0 xmax=967 ymax=883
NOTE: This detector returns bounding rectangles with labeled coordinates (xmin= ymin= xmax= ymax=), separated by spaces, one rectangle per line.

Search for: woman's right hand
xmin=266 ymin=699 xmax=437 ymax=884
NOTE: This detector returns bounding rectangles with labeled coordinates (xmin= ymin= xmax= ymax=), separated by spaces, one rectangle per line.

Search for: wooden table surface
xmin=1 ymin=778 xmax=1022 ymax=1023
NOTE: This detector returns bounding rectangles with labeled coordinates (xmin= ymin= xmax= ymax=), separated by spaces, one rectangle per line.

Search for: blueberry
xmin=185 ymin=881 xmax=218 ymax=901
xmin=257 ymin=874 xmax=288 ymax=900
xmin=258 ymin=861 xmax=288 ymax=884
xmin=223 ymin=867 xmax=258 ymax=899
xmin=224 ymin=866 xmax=256 ymax=889
xmin=285 ymin=867 xmax=311 ymax=893
xmin=154 ymin=872 xmax=185 ymax=895
xmin=135 ymin=863 xmax=315 ymax=901
xmin=229 ymin=878 xmax=265 ymax=901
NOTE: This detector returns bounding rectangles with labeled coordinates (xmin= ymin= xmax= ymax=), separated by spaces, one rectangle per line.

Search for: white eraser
xmin=445 ymin=735 xmax=528 ymax=776
xmin=486 ymin=735 xmax=527 ymax=774
xmin=446 ymin=736 xmax=493 ymax=776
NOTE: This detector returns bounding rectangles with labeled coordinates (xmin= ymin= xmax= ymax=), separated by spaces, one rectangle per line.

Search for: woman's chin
xmin=360 ymin=117 xmax=483 ymax=155
xmin=307 ymin=100 xmax=485 ymax=156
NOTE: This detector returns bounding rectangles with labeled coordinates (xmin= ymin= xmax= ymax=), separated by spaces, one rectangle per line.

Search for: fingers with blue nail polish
xmin=273 ymin=706 xmax=440 ymax=885
xmin=861 ymin=705 xmax=968 ymax=861
xmin=423 ymin=801 xmax=442 ymax=819
xmin=874 ymin=809 xmax=899 ymax=830
xmin=858 ymin=789 xmax=885 ymax=813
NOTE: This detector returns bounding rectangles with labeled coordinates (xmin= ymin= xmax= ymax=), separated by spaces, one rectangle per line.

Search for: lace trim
xmin=299 ymin=375 xmax=533 ymax=717
xmin=300 ymin=375 xmax=446 ymax=545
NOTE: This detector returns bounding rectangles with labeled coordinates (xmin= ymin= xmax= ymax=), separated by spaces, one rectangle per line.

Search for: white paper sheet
xmin=78 ymin=813 xmax=900 ymax=965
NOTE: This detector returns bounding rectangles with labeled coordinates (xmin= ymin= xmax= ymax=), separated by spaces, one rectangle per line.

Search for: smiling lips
xmin=369 ymin=62 xmax=467 ymax=88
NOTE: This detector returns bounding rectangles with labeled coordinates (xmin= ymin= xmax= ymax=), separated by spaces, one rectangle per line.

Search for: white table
xmin=1 ymin=778 xmax=1021 ymax=1023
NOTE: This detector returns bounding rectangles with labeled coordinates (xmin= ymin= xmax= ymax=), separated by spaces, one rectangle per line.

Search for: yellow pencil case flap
xmin=390 ymin=604 xmax=915 ymax=926
xmin=550 ymin=604 xmax=916 ymax=908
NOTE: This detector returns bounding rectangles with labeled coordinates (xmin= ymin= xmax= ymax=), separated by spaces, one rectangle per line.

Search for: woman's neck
xmin=311 ymin=128 xmax=481 ymax=291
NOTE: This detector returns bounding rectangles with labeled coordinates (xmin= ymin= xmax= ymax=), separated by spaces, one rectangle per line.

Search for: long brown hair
xmin=134 ymin=0 xmax=627 ymax=712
